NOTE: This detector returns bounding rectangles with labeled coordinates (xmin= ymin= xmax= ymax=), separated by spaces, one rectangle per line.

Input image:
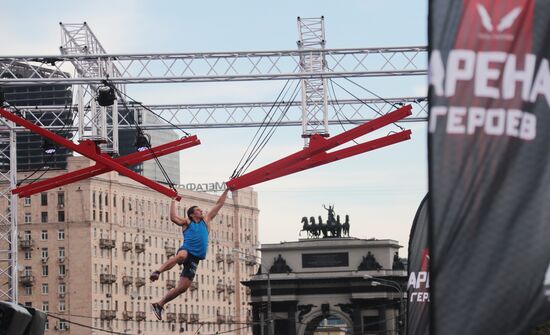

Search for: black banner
xmin=407 ymin=194 xmax=429 ymax=335
xmin=429 ymin=0 xmax=550 ymax=334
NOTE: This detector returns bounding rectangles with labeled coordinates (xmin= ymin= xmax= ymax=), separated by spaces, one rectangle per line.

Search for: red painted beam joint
xmin=226 ymin=105 xmax=413 ymax=190
xmin=0 ymin=108 xmax=198 ymax=200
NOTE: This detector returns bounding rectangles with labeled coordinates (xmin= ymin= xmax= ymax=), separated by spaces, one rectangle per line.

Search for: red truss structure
xmin=226 ymin=105 xmax=413 ymax=190
xmin=0 ymin=108 xmax=200 ymax=200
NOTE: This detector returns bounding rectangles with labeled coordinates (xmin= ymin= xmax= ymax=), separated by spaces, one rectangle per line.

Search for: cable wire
xmin=112 ymin=84 xmax=177 ymax=192
xmin=47 ymin=313 xmax=133 ymax=335
xmin=330 ymin=79 xmax=405 ymax=131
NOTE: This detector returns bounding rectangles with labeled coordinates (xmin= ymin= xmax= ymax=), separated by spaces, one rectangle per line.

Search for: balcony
xmin=100 ymin=310 xmax=116 ymax=320
xmin=134 ymin=243 xmax=145 ymax=253
xmin=122 ymin=276 xmax=133 ymax=287
xmin=245 ymin=258 xmax=257 ymax=266
xmin=99 ymin=273 xmax=116 ymax=284
xmin=226 ymin=284 xmax=235 ymax=294
xmin=178 ymin=313 xmax=188 ymax=323
xmin=225 ymin=254 xmax=234 ymax=264
xmin=216 ymin=283 xmax=225 ymax=293
xmin=135 ymin=277 xmax=145 ymax=287
xmin=166 ymin=279 xmax=176 ymax=289
xmin=122 ymin=311 xmax=134 ymax=321
xmin=58 ymin=257 xmax=65 ymax=264
xmin=166 ymin=312 xmax=176 ymax=322
xmin=216 ymin=253 xmax=224 ymax=263
xmin=58 ymin=293 xmax=66 ymax=299
xmin=190 ymin=281 xmax=199 ymax=291
xmin=135 ymin=311 xmax=146 ymax=321
xmin=217 ymin=314 xmax=226 ymax=324
xmin=19 ymin=239 xmax=34 ymax=250
xmin=189 ymin=313 xmax=199 ymax=324
xmin=122 ymin=242 xmax=132 ymax=252
xmin=246 ymin=287 xmax=251 ymax=295
xmin=165 ymin=246 xmax=176 ymax=258
xmin=19 ymin=275 xmax=35 ymax=287
xmin=99 ymin=238 xmax=115 ymax=249
xmin=58 ymin=274 xmax=66 ymax=281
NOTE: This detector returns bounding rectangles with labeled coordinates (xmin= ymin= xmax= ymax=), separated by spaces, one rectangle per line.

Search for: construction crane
xmin=0 ymin=18 xmax=427 ymax=303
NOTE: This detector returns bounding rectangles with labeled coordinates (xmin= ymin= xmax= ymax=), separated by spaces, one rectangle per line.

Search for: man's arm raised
xmin=205 ymin=189 xmax=230 ymax=225
xmin=170 ymin=198 xmax=189 ymax=227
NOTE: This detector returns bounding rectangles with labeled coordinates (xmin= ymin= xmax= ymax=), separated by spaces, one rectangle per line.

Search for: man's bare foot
xmin=150 ymin=271 xmax=160 ymax=282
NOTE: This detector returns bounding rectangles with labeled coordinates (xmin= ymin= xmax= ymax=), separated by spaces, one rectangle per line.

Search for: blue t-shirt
xmin=182 ymin=220 xmax=209 ymax=260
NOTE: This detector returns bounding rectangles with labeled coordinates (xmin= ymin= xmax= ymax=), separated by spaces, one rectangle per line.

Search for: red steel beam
xmin=15 ymin=136 xmax=200 ymax=197
xmin=228 ymin=130 xmax=411 ymax=190
xmin=0 ymin=108 xmax=181 ymax=199
xmin=226 ymin=105 xmax=412 ymax=190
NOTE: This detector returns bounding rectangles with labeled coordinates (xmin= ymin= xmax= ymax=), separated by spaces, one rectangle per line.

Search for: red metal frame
xmin=226 ymin=105 xmax=412 ymax=190
xmin=0 ymin=108 xmax=200 ymax=200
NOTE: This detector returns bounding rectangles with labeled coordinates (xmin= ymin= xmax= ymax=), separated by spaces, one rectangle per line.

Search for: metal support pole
xmin=267 ymin=271 xmax=273 ymax=335
xmin=8 ymin=122 xmax=17 ymax=302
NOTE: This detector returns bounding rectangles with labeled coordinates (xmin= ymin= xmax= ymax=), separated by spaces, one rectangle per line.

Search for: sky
xmin=2 ymin=0 xmax=429 ymax=254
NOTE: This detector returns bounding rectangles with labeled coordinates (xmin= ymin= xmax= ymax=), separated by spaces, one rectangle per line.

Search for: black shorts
xmin=179 ymin=250 xmax=200 ymax=280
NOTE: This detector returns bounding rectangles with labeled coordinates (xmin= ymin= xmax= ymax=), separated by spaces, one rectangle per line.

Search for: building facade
xmin=243 ymin=238 xmax=407 ymax=335
xmin=1 ymin=63 xmax=73 ymax=171
xmin=13 ymin=156 xmax=259 ymax=334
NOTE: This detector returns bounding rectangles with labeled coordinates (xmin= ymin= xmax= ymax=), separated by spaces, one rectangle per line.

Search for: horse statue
xmin=335 ymin=215 xmax=342 ymax=237
xmin=299 ymin=216 xmax=310 ymax=237
xmin=309 ymin=216 xmax=319 ymax=238
xmin=343 ymin=215 xmax=350 ymax=237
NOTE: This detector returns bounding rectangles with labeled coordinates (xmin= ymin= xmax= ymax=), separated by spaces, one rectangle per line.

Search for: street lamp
xmin=364 ymin=275 xmax=405 ymax=334
xmin=233 ymin=248 xmax=272 ymax=335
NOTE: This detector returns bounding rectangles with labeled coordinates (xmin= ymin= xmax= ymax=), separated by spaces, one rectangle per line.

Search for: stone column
xmin=352 ymin=301 xmax=362 ymax=335
xmin=287 ymin=302 xmax=298 ymax=335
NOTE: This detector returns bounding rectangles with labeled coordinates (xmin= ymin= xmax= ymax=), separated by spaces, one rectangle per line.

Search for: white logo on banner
xmin=428 ymin=49 xmax=550 ymax=140
xmin=477 ymin=4 xmax=522 ymax=33
xmin=544 ymin=262 xmax=550 ymax=300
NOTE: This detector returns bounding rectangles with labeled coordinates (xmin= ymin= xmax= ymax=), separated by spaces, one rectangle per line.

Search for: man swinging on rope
xmin=150 ymin=189 xmax=230 ymax=320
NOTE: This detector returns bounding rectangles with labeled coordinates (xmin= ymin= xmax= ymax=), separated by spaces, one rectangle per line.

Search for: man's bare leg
xmin=150 ymin=250 xmax=188 ymax=281
xmin=158 ymin=276 xmax=192 ymax=308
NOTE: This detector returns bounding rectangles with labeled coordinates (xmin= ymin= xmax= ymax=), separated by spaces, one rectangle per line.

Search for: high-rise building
xmin=118 ymin=109 xmax=180 ymax=185
xmin=11 ymin=156 xmax=259 ymax=334
xmin=1 ymin=63 xmax=73 ymax=171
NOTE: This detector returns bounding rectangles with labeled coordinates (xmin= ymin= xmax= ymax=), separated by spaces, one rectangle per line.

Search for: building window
xmin=24 ymin=251 xmax=31 ymax=260
xmin=24 ymin=286 xmax=32 ymax=295
xmin=58 ymin=230 xmax=65 ymax=240
xmin=41 ymin=212 xmax=48 ymax=223
xmin=44 ymin=319 xmax=48 ymax=331
xmin=57 ymin=192 xmax=65 ymax=207
xmin=58 ymin=247 xmax=65 ymax=259
xmin=59 ymin=264 xmax=66 ymax=276
xmin=24 ymin=196 xmax=31 ymax=206
xmin=58 ymin=283 xmax=65 ymax=294
xmin=58 ymin=211 xmax=65 ymax=222
xmin=40 ymin=193 xmax=48 ymax=206
xmin=105 ymin=194 xmax=108 ymax=206
xmin=42 ymin=265 xmax=48 ymax=276
xmin=40 ymin=230 xmax=48 ymax=240
xmin=105 ymin=212 xmax=109 ymax=223
xmin=24 ymin=213 xmax=31 ymax=224
xmin=42 ymin=302 xmax=49 ymax=312
xmin=59 ymin=301 xmax=66 ymax=312
xmin=24 ymin=230 xmax=31 ymax=240
xmin=93 ymin=191 xmax=96 ymax=208
xmin=42 ymin=283 xmax=48 ymax=295
xmin=41 ymin=248 xmax=48 ymax=260
xmin=93 ymin=210 xmax=96 ymax=221
xmin=24 ymin=266 xmax=32 ymax=276
xmin=113 ymin=195 xmax=116 ymax=207
xmin=58 ymin=320 xmax=67 ymax=331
